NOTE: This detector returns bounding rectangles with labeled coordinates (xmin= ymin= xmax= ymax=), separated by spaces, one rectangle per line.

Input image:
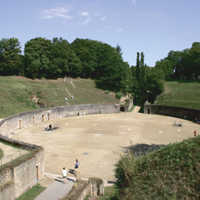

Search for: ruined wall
xmin=0 ymin=104 xmax=120 ymax=135
xmin=0 ymin=182 xmax=14 ymax=200
xmin=62 ymin=178 xmax=104 ymax=200
xmin=0 ymin=136 xmax=44 ymax=200
xmin=144 ymin=104 xmax=200 ymax=122
xmin=14 ymin=157 xmax=37 ymax=197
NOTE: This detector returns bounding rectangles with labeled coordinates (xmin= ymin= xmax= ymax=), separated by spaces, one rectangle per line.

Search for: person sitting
xmin=174 ymin=121 xmax=182 ymax=127
xmin=45 ymin=124 xmax=52 ymax=131
xmin=48 ymin=124 xmax=52 ymax=130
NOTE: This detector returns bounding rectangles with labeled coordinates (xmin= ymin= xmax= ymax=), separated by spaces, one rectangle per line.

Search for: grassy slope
xmin=156 ymin=81 xmax=200 ymax=110
xmin=16 ymin=184 xmax=46 ymax=200
xmin=99 ymin=186 xmax=117 ymax=200
xmin=0 ymin=76 xmax=118 ymax=118
xmin=0 ymin=148 xmax=3 ymax=159
xmin=115 ymin=136 xmax=200 ymax=200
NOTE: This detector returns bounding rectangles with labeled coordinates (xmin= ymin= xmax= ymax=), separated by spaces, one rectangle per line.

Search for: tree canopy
xmin=155 ymin=42 xmax=200 ymax=80
xmin=131 ymin=52 xmax=164 ymax=106
xmin=24 ymin=37 xmax=82 ymax=79
xmin=71 ymin=38 xmax=131 ymax=91
xmin=0 ymin=38 xmax=23 ymax=75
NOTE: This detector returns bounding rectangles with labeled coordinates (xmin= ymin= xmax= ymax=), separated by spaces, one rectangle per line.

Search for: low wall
xmin=144 ymin=104 xmax=200 ymax=122
xmin=0 ymin=136 xmax=44 ymax=200
xmin=62 ymin=178 xmax=104 ymax=200
xmin=0 ymin=104 xmax=120 ymax=135
xmin=0 ymin=182 xmax=14 ymax=200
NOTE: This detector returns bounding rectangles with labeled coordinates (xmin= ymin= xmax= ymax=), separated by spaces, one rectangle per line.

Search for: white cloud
xmin=82 ymin=17 xmax=91 ymax=25
xmin=100 ymin=16 xmax=107 ymax=21
xmin=81 ymin=11 xmax=89 ymax=17
xmin=41 ymin=7 xmax=72 ymax=20
xmin=80 ymin=11 xmax=91 ymax=25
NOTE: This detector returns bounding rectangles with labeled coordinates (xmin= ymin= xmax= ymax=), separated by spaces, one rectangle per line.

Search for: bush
xmin=115 ymin=92 xmax=123 ymax=100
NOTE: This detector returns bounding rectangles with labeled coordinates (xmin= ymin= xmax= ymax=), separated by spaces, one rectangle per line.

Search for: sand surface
xmin=11 ymin=112 xmax=199 ymax=181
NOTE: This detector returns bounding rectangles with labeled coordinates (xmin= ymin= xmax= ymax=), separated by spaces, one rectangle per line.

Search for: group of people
xmin=62 ymin=159 xmax=79 ymax=179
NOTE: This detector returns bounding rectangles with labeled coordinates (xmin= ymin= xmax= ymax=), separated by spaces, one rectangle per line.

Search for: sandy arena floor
xmin=11 ymin=112 xmax=199 ymax=181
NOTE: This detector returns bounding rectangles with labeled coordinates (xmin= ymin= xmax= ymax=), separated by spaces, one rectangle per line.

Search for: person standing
xmin=74 ymin=159 xmax=79 ymax=169
xmin=62 ymin=167 xmax=67 ymax=178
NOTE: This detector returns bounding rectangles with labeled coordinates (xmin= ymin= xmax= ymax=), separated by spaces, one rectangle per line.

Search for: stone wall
xmin=144 ymin=104 xmax=200 ymax=122
xmin=0 ymin=136 xmax=44 ymax=200
xmin=0 ymin=182 xmax=15 ymax=200
xmin=0 ymin=104 xmax=120 ymax=135
xmin=62 ymin=178 xmax=104 ymax=200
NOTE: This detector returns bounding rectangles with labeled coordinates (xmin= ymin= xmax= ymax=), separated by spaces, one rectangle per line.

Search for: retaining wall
xmin=0 ymin=104 xmax=120 ymax=135
xmin=144 ymin=104 xmax=200 ymax=122
xmin=0 ymin=136 xmax=44 ymax=200
xmin=63 ymin=178 xmax=104 ymax=200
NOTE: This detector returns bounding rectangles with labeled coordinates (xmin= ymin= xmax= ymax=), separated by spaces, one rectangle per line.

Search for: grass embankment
xmin=16 ymin=184 xmax=46 ymax=200
xmin=114 ymin=136 xmax=200 ymax=200
xmin=156 ymin=81 xmax=200 ymax=110
xmin=0 ymin=76 xmax=118 ymax=118
xmin=98 ymin=186 xmax=117 ymax=200
xmin=0 ymin=148 xmax=3 ymax=159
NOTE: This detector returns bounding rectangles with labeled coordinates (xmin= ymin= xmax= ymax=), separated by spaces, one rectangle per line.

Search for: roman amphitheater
xmin=13 ymin=111 xmax=200 ymax=179
xmin=0 ymin=104 xmax=199 ymax=199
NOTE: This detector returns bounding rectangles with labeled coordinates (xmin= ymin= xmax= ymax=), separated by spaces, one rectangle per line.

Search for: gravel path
xmin=35 ymin=179 xmax=74 ymax=200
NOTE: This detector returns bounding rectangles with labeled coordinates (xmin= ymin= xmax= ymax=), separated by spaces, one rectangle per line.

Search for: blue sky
xmin=1 ymin=0 xmax=200 ymax=66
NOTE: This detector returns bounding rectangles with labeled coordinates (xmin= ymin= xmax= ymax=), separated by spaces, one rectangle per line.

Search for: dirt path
xmin=12 ymin=112 xmax=199 ymax=181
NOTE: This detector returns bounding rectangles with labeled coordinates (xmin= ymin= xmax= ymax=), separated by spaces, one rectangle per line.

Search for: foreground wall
xmin=0 ymin=136 xmax=44 ymax=200
xmin=0 ymin=104 xmax=120 ymax=135
xmin=144 ymin=104 xmax=200 ymax=122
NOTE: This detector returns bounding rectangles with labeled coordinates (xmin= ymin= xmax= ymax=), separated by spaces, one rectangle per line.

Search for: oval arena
xmin=11 ymin=110 xmax=199 ymax=181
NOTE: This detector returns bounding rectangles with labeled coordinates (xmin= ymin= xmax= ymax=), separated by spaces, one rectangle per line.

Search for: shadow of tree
xmin=124 ymin=143 xmax=166 ymax=157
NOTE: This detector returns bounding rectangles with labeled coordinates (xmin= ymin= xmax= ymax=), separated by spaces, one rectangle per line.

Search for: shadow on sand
xmin=124 ymin=143 xmax=166 ymax=157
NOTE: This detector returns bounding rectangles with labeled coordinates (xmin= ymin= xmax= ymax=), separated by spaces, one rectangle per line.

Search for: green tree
xmin=132 ymin=52 xmax=164 ymax=106
xmin=50 ymin=37 xmax=82 ymax=78
xmin=24 ymin=37 xmax=52 ymax=78
xmin=71 ymin=38 xmax=99 ymax=78
xmin=155 ymin=42 xmax=200 ymax=81
xmin=0 ymin=38 xmax=23 ymax=75
xmin=116 ymin=44 xmax=122 ymax=56
xmin=72 ymin=38 xmax=131 ymax=92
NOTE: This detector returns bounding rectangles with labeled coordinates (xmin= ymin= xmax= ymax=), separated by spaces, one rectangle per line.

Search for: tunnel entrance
xmin=120 ymin=105 xmax=125 ymax=112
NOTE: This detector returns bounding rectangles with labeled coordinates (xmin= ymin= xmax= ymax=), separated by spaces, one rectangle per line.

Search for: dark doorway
xmin=120 ymin=106 xmax=125 ymax=112
xmin=36 ymin=165 xmax=39 ymax=181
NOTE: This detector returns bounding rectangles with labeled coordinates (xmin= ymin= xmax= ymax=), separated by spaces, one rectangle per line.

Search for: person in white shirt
xmin=62 ymin=167 xmax=67 ymax=178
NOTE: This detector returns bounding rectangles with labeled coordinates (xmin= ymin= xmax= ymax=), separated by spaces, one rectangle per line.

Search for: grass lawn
xmin=16 ymin=184 xmax=46 ymax=200
xmin=156 ymin=81 xmax=200 ymax=110
xmin=0 ymin=76 xmax=118 ymax=118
